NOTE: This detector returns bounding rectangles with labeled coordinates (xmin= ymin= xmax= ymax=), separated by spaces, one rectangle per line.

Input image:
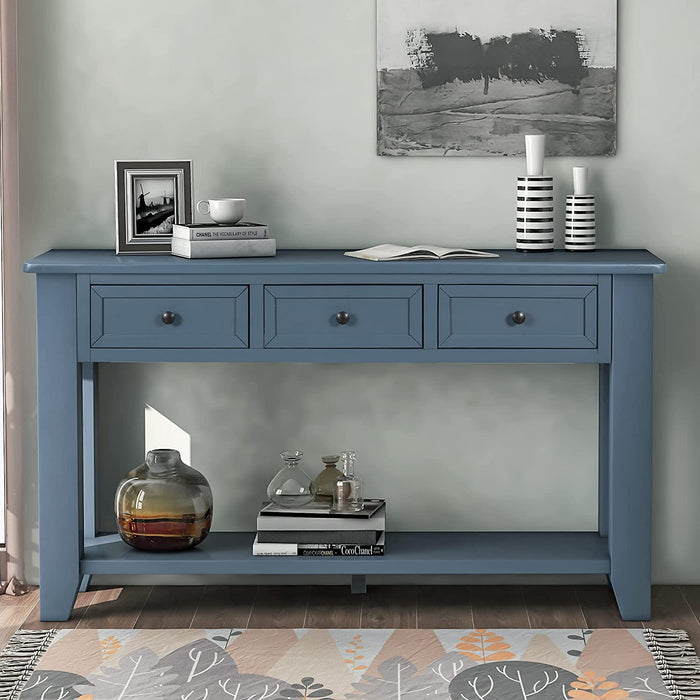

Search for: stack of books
xmin=252 ymin=499 xmax=386 ymax=556
xmin=171 ymin=222 xmax=276 ymax=259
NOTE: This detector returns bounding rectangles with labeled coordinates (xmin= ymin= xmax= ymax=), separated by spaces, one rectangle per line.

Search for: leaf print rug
xmin=1 ymin=627 xmax=698 ymax=700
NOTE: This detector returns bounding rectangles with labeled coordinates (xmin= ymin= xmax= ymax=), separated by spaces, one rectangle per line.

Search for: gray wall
xmin=17 ymin=1 xmax=697 ymax=583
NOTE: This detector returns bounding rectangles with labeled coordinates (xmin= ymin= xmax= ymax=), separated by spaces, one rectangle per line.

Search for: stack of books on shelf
xmin=171 ymin=222 xmax=276 ymax=259
xmin=252 ymin=499 xmax=386 ymax=556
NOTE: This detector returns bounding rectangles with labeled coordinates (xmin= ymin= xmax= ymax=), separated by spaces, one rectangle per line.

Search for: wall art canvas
xmin=377 ymin=0 xmax=617 ymax=156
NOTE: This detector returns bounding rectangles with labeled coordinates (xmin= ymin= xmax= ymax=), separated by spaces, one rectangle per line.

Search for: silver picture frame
xmin=115 ymin=160 xmax=192 ymax=254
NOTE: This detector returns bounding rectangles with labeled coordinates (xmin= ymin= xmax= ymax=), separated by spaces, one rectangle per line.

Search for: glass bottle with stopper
xmin=312 ymin=455 xmax=344 ymax=501
xmin=266 ymin=450 xmax=315 ymax=507
xmin=332 ymin=450 xmax=364 ymax=512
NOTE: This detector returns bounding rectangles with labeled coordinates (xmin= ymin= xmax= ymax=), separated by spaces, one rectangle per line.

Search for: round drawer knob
xmin=336 ymin=311 xmax=350 ymax=325
xmin=512 ymin=310 xmax=526 ymax=325
xmin=161 ymin=311 xmax=176 ymax=325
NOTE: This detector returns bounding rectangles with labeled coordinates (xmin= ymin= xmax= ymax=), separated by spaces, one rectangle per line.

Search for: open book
xmin=344 ymin=244 xmax=499 ymax=262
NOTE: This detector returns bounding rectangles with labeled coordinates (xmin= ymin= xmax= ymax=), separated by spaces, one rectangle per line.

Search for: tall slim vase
xmin=516 ymin=135 xmax=554 ymax=252
xmin=565 ymin=166 xmax=596 ymax=251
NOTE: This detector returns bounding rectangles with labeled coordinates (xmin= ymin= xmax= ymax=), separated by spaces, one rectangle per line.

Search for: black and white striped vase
xmin=516 ymin=176 xmax=555 ymax=252
xmin=565 ymin=167 xmax=596 ymax=251
xmin=565 ymin=195 xmax=596 ymax=250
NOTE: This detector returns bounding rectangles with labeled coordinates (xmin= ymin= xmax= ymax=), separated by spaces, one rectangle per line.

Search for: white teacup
xmin=196 ymin=198 xmax=246 ymax=225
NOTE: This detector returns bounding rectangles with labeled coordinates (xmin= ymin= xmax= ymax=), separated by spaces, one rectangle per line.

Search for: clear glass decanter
xmin=311 ymin=455 xmax=343 ymax=501
xmin=266 ymin=450 xmax=315 ymax=507
xmin=331 ymin=450 xmax=364 ymax=512
xmin=115 ymin=448 xmax=213 ymax=551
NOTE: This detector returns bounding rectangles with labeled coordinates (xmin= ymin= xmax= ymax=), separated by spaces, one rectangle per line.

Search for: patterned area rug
xmin=1 ymin=627 xmax=699 ymax=699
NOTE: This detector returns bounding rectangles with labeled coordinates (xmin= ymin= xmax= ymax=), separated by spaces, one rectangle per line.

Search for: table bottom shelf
xmin=82 ymin=531 xmax=610 ymax=576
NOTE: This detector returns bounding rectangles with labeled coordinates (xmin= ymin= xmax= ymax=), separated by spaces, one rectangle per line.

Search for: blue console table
xmin=24 ymin=249 xmax=665 ymax=621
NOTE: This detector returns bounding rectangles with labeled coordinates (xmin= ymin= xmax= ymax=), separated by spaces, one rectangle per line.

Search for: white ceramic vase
xmin=525 ymin=134 xmax=546 ymax=177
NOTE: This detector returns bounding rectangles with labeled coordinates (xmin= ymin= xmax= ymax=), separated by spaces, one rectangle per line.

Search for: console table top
xmin=24 ymin=248 xmax=666 ymax=275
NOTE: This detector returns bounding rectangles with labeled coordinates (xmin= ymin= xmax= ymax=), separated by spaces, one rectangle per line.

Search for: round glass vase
xmin=115 ymin=448 xmax=213 ymax=552
xmin=266 ymin=450 xmax=315 ymax=508
xmin=311 ymin=455 xmax=343 ymax=501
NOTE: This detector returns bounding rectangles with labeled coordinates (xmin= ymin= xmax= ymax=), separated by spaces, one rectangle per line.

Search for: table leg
xmin=351 ymin=575 xmax=366 ymax=594
xmin=82 ymin=363 xmax=98 ymax=539
xmin=607 ymin=275 xmax=653 ymax=620
xmin=37 ymin=274 xmax=81 ymax=621
xmin=598 ymin=364 xmax=610 ymax=538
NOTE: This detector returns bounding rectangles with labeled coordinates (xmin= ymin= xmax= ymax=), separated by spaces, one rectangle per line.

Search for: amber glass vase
xmin=312 ymin=455 xmax=343 ymax=501
xmin=115 ymin=449 xmax=213 ymax=551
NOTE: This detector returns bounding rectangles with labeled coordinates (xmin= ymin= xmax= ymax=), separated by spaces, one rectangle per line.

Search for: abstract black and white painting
xmin=377 ymin=0 xmax=617 ymax=156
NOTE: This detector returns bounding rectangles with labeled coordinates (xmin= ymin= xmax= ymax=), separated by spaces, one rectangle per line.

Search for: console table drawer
xmin=90 ymin=285 xmax=249 ymax=348
xmin=438 ymin=285 xmax=597 ymax=348
xmin=264 ymin=285 xmax=423 ymax=348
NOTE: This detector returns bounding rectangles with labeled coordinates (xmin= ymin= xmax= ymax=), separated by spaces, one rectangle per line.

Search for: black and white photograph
xmin=132 ymin=176 xmax=177 ymax=237
xmin=377 ymin=0 xmax=617 ymax=156
xmin=115 ymin=160 xmax=192 ymax=254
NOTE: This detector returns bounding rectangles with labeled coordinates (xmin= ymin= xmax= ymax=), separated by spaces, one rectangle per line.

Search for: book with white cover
xmin=171 ymin=237 xmax=276 ymax=259
xmin=344 ymin=244 xmax=499 ymax=261
xmin=252 ymin=532 xmax=385 ymax=556
xmin=256 ymin=504 xmax=386 ymax=533
xmin=172 ymin=223 xmax=268 ymax=240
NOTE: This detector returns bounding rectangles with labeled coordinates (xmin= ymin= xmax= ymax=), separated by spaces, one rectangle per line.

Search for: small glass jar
xmin=332 ymin=450 xmax=364 ymax=512
xmin=312 ymin=455 xmax=343 ymax=501
xmin=266 ymin=450 xmax=315 ymax=508
xmin=115 ymin=448 xmax=213 ymax=551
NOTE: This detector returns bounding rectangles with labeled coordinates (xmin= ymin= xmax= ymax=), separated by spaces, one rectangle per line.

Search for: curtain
xmin=0 ymin=0 xmax=27 ymax=597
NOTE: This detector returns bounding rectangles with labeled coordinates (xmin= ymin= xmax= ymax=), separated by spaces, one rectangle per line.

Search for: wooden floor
xmin=3 ymin=585 xmax=700 ymax=651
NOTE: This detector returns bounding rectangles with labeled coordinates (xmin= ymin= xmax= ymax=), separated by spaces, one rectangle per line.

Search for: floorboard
xmin=470 ymin=585 xmax=529 ymax=628
xmin=4 ymin=585 xmax=700 ymax=651
xmin=576 ymin=585 xmax=642 ymax=629
xmin=135 ymin=586 xmax=203 ymax=629
xmin=79 ymin=586 xmax=153 ymax=629
xmin=0 ymin=605 xmax=36 ymax=650
xmin=22 ymin=591 xmax=97 ymax=630
xmin=681 ymin=586 xmax=700 ymax=619
xmin=680 ymin=586 xmax=700 ymax=650
xmin=416 ymin=585 xmax=472 ymax=628
xmin=0 ymin=587 xmax=39 ymax=609
xmin=524 ymin=586 xmax=586 ymax=628
xmin=361 ymin=585 xmax=416 ymax=628
xmin=305 ymin=585 xmax=362 ymax=628
xmin=651 ymin=585 xmax=700 ymax=650
xmin=191 ymin=585 xmax=257 ymax=629
xmin=247 ymin=586 xmax=309 ymax=628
